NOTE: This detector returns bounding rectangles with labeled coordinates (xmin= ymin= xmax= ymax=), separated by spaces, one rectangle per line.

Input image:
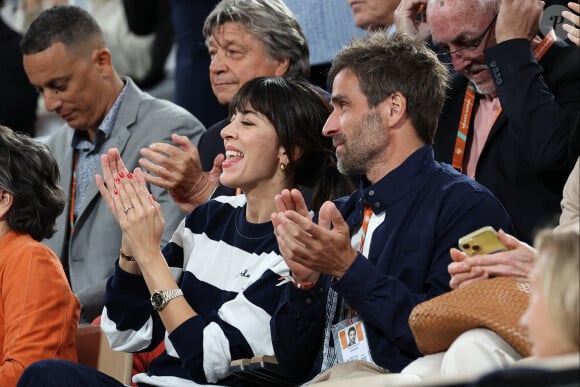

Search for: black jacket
xmin=434 ymin=38 xmax=580 ymax=243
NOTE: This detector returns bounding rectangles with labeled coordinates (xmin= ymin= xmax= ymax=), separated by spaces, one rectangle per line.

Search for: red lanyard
xmin=451 ymin=31 xmax=557 ymax=172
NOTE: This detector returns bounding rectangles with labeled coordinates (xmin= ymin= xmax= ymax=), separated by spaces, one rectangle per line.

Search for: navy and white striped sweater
xmin=101 ymin=195 xmax=289 ymax=386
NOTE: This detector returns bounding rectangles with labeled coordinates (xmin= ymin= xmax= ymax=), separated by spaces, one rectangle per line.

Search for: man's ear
xmin=380 ymin=92 xmax=407 ymax=128
xmin=0 ymin=190 xmax=13 ymax=219
xmin=273 ymin=57 xmax=291 ymax=77
xmin=93 ymin=48 xmax=113 ymax=77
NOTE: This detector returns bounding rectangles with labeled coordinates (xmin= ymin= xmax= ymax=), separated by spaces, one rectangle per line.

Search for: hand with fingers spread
xmin=139 ymin=133 xmax=223 ymax=212
xmin=448 ymin=230 xmax=536 ymax=289
xmin=272 ymin=189 xmax=357 ymax=283
xmin=96 ymin=148 xmax=165 ymax=265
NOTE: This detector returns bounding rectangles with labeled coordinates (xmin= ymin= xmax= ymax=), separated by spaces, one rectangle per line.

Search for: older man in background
xmin=138 ymin=0 xmax=311 ymax=211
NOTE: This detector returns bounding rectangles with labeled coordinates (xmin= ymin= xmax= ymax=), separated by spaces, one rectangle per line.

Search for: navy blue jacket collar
xmin=357 ymin=145 xmax=434 ymax=215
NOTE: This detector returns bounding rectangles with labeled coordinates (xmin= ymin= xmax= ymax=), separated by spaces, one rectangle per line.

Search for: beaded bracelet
xmin=277 ymin=274 xmax=316 ymax=290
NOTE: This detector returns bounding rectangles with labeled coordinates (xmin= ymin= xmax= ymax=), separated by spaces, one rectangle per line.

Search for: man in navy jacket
xmin=270 ymin=32 xmax=513 ymax=384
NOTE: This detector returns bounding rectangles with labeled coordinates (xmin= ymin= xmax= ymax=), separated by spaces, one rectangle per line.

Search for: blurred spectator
xmin=521 ymin=229 xmax=579 ymax=358
xmin=169 ymin=0 xmax=227 ymax=127
xmin=7 ymin=0 xmax=170 ymax=89
xmin=88 ymin=0 xmax=171 ymax=89
xmin=120 ymin=0 xmax=173 ymax=89
xmin=348 ymin=0 xmax=399 ymax=31
xmin=0 ymin=0 xmax=37 ymax=137
xmin=286 ymin=0 xmax=365 ymax=90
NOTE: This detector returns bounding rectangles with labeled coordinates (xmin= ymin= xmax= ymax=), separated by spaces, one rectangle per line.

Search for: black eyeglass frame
xmin=437 ymin=14 xmax=498 ymax=57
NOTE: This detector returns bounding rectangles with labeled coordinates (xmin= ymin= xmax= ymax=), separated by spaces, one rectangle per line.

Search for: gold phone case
xmin=458 ymin=226 xmax=507 ymax=256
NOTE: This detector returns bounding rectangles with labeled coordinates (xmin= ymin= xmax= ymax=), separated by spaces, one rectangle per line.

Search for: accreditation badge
xmin=331 ymin=315 xmax=374 ymax=364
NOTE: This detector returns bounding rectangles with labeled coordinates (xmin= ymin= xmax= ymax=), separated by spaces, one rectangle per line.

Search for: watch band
xmin=151 ymin=288 xmax=184 ymax=311
xmin=162 ymin=288 xmax=184 ymax=302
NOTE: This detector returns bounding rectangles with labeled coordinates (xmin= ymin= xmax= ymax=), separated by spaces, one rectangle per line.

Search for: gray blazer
xmin=43 ymin=78 xmax=205 ymax=322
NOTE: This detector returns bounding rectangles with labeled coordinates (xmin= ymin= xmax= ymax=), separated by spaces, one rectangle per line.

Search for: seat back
xmin=75 ymin=325 xmax=133 ymax=385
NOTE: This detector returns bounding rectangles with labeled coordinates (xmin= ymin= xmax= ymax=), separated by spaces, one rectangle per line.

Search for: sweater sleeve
xmin=169 ymin=258 xmax=288 ymax=384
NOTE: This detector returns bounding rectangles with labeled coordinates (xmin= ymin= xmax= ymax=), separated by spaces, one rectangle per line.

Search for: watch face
xmin=151 ymin=292 xmax=165 ymax=310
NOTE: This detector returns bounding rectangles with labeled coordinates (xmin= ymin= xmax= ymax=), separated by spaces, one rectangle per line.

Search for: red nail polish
xmin=114 ymin=189 xmax=118 ymax=195
xmin=115 ymin=178 xmax=121 ymax=184
xmin=127 ymin=173 xmax=134 ymax=179
xmin=150 ymin=194 xmax=156 ymax=202
xmin=118 ymin=172 xmax=125 ymax=178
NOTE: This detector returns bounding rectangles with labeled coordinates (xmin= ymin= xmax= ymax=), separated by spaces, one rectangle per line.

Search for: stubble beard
xmin=335 ymin=111 xmax=385 ymax=177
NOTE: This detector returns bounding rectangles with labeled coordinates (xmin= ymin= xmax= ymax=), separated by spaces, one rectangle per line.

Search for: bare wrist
xmin=188 ymin=175 xmax=216 ymax=208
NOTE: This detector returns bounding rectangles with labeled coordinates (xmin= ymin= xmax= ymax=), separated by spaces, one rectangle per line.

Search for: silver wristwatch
xmin=151 ymin=289 xmax=184 ymax=311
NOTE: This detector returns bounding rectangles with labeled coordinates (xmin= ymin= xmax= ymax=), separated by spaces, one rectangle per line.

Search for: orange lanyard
xmin=451 ymin=31 xmax=557 ymax=172
xmin=339 ymin=204 xmax=373 ymax=319
xmin=359 ymin=205 xmax=373 ymax=252
xmin=69 ymin=151 xmax=79 ymax=231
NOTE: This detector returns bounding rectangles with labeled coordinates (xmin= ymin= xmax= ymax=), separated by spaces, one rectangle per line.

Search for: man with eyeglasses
xmin=397 ymin=0 xmax=579 ymax=245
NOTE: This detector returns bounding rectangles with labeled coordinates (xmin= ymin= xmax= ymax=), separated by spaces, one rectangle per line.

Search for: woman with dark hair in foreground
xmin=18 ymin=77 xmax=353 ymax=386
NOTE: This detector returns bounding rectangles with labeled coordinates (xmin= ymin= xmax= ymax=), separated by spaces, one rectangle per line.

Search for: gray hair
xmin=203 ymin=0 xmax=310 ymax=79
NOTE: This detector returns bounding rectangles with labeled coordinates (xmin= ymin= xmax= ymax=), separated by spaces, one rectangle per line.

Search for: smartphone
xmin=458 ymin=226 xmax=507 ymax=256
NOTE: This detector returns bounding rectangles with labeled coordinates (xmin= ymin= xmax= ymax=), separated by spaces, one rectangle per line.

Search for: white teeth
xmin=225 ymin=150 xmax=244 ymax=158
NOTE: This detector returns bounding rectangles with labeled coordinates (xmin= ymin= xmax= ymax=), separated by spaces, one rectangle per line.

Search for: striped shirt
xmin=101 ymin=195 xmax=289 ymax=386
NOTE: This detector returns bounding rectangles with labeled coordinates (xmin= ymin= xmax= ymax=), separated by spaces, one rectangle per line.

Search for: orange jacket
xmin=0 ymin=231 xmax=80 ymax=386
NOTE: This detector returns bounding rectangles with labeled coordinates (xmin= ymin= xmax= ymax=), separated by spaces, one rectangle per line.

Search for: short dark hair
xmin=328 ymin=32 xmax=449 ymax=144
xmin=21 ymin=5 xmax=104 ymax=55
xmin=0 ymin=126 xmax=66 ymax=241
xmin=230 ymin=77 xmax=353 ymax=210
xmin=203 ymin=0 xmax=310 ymax=79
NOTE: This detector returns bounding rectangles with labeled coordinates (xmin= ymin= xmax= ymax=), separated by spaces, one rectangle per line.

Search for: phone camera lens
xmin=461 ymin=243 xmax=470 ymax=250
xmin=472 ymin=245 xmax=480 ymax=251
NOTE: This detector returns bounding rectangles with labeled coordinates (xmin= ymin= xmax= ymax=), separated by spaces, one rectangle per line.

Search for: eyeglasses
xmin=437 ymin=15 xmax=498 ymax=58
